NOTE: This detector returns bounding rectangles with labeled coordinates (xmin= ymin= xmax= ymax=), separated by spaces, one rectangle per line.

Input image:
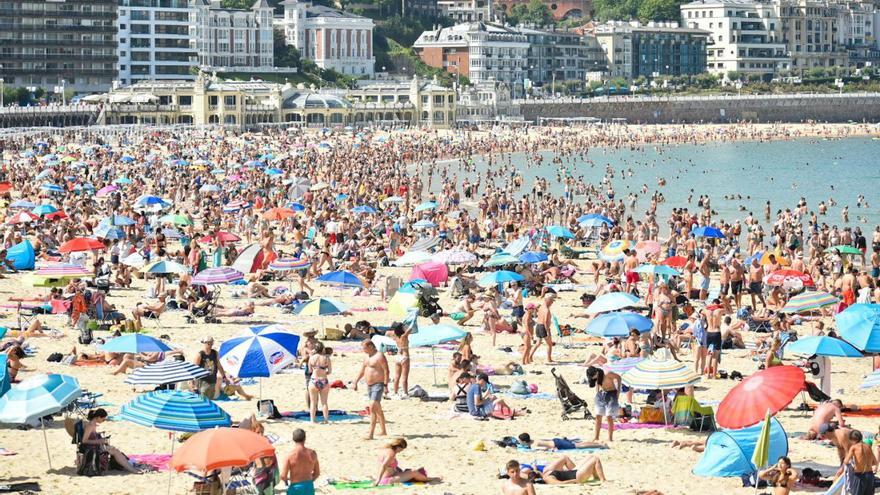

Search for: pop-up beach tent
xmin=6 ymin=240 xmax=34 ymax=270
xmin=0 ymin=355 xmax=9 ymax=398
xmin=693 ymin=417 xmax=788 ymax=477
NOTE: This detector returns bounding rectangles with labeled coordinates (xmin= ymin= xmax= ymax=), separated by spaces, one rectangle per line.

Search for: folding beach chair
xmin=672 ymin=395 xmax=716 ymax=432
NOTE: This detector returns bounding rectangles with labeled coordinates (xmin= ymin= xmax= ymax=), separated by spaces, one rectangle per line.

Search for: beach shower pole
xmin=41 ymin=417 xmax=52 ymax=470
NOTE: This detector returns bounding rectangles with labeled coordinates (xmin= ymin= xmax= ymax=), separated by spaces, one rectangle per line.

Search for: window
xmin=224 ymin=95 xmax=236 ymax=107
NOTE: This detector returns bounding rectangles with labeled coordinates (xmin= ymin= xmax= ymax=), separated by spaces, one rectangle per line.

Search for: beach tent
xmin=232 ymin=244 xmax=263 ymax=274
xmin=0 ymin=355 xmax=8 ymax=398
xmin=410 ymin=261 xmax=448 ymax=287
xmin=693 ymin=417 xmax=787 ymax=478
xmin=6 ymin=240 xmax=34 ymax=270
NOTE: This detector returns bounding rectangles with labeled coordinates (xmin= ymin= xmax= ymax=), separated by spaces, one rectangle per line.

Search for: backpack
xmin=257 ymin=399 xmax=282 ymax=419
xmin=78 ymin=326 xmax=94 ymax=345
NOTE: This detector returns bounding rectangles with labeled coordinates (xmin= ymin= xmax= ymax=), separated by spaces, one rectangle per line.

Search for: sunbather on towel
xmin=527 ymin=454 xmax=606 ymax=485
xmin=214 ymin=301 xmax=255 ymax=317
xmin=375 ymin=438 xmax=441 ymax=486
xmin=516 ymin=433 xmax=607 ymax=451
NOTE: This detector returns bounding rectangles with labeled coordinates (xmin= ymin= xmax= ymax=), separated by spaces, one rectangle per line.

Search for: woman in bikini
xmin=390 ymin=321 xmax=412 ymax=397
xmin=307 ymin=341 xmax=332 ymax=424
xmin=538 ymin=454 xmax=606 ymax=484
xmin=374 ymin=438 xmax=440 ymax=486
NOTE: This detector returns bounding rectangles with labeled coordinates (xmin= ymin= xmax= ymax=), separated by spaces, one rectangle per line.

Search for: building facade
xmin=495 ymin=0 xmax=591 ymax=21
xmin=681 ymin=0 xmax=791 ymax=77
xmin=117 ymin=0 xmax=196 ymax=86
xmin=437 ymin=0 xmax=494 ymax=22
xmin=414 ymin=22 xmax=529 ymax=90
xmin=95 ymin=73 xmax=455 ymax=128
xmin=594 ymin=21 xmax=709 ymax=79
xmin=520 ymin=25 xmax=607 ymax=87
xmin=0 ymin=0 xmax=117 ymax=93
xmin=778 ymin=0 xmax=847 ymax=72
xmin=456 ymin=79 xmax=521 ymax=121
xmin=191 ymin=0 xmax=274 ymax=72
xmin=278 ymin=0 xmax=375 ymax=76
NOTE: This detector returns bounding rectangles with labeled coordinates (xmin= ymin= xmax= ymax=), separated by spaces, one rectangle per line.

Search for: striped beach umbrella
xmin=483 ymin=252 xmax=521 ymax=267
xmin=294 ymin=297 xmax=348 ymax=316
xmin=141 ymin=259 xmax=189 ymax=275
xmin=222 ymin=200 xmax=250 ymax=213
xmin=6 ymin=211 xmax=38 ymax=224
xmin=219 ymin=325 xmax=301 ymax=378
xmin=269 ymin=258 xmax=311 ymax=271
xmin=40 ymin=183 xmax=64 ymax=194
xmin=124 ymin=361 xmax=209 ymax=387
xmin=35 ymin=264 xmax=92 ymax=277
xmin=622 ymin=354 xmax=700 ymax=390
xmin=134 ymin=195 xmax=171 ymax=208
xmin=603 ymin=357 xmax=644 ymax=374
xmin=192 ymin=267 xmax=244 ymax=286
xmin=780 ymin=291 xmax=839 ymax=314
xmin=601 ymin=239 xmax=632 ymax=262
xmin=119 ymin=390 xmax=231 ymax=433
xmin=432 ymin=249 xmax=477 ymax=265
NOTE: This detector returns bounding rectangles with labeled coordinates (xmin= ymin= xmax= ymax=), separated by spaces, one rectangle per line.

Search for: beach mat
xmin=281 ymin=410 xmax=365 ymax=422
xmin=329 ymin=481 xmax=393 ymax=490
xmin=842 ymin=405 xmax=880 ymax=417
xmin=602 ymin=422 xmax=668 ymax=430
xmin=0 ymin=482 xmax=40 ymax=492
xmin=129 ymin=454 xmax=171 ymax=472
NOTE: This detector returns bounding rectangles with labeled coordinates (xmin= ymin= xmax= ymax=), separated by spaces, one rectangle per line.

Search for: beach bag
xmin=78 ymin=325 xmax=94 ymax=345
xmin=408 ymin=385 xmax=428 ymax=399
xmin=257 ymin=399 xmax=281 ymax=419
xmin=509 ymin=380 xmax=529 ymax=395
xmin=76 ymin=447 xmax=109 ymax=477
xmin=638 ymin=406 xmax=666 ymax=424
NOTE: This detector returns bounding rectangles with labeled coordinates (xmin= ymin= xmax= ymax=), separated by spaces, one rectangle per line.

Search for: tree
xmin=593 ymin=0 xmax=640 ymax=21
xmin=506 ymin=0 xmax=553 ymax=26
xmin=726 ymin=70 xmax=742 ymax=82
xmin=637 ymin=0 xmax=685 ymax=22
xmin=273 ymin=28 xmax=302 ymax=69
xmin=221 ymin=0 xmax=254 ymax=9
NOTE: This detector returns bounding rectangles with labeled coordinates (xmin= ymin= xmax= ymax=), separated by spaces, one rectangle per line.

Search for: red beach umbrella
xmin=262 ymin=207 xmax=295 ymax=221
xmin=6 ymin=211 xmax=39 ymax=225
xmin=763 ymin=269 xmax=814 ymax=287
xmin=716 ymin=365 xmax=805 ymax=429
xmin=45 ymin=211 xmax=68 ymax=221
xmin=59 ymin=237 xmax=105 ymax=253
xmin=198 ymin=231 xmax=241 ymax=244
xmin=661 ymin=256 xmax=687 ymax=269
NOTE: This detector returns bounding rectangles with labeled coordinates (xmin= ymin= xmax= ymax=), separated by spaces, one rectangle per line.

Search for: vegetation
xmin=593 ymin=0 xmax=686 ymax=22
xmin=505 ymin=0 xmax=554 ymax=26
xmin=2 ymin=87 xmax=47 ymax=106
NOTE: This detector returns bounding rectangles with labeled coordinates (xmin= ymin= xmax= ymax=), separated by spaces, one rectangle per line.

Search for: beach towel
xmin=601 ymin=422 xmax=669 ymax=430
xmin=281 ymin=410 xmax=365 ymax=422
xmin=501 ymin=392 xmax=557 ymax=400
xmin=129 ymin=454 xmax=171 ymax=472
xmin=329 ymin=480 xmax=394 ymax=489
xmin=0 ymin=482 xmax=40 ymax=492
xmin=73 ymin=359 xmax=107 ymax=367
xmin=841 ymin=405 xmax=880 ymax=417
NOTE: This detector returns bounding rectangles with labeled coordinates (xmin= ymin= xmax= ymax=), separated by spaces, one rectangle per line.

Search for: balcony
xmin=0 ymin=53 xmax=117 ymax=62
xmin=0 ymin=39 xmax=115 ymax=48
xmin=0 ymin=8 xmax=116 ymax=19
xmin=0 ymin=23 xmax=116 ymax=33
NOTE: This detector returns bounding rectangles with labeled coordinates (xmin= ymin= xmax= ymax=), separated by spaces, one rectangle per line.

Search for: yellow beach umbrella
xmin=388 ymin=292 xmax=419 ymax=318
xmin=750 ymin=409 xmax=772 ymax=493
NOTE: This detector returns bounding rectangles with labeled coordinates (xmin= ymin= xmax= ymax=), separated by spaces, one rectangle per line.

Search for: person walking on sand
xmin=530 ymin=293 xmax=556 ymax=364
xmin=354 ymin=340 xmax=389 ymax=440
xmin=280 ymin=429 xmax=320 ymax=495
xmin=586 ymin=366 xmax=621 ymax=442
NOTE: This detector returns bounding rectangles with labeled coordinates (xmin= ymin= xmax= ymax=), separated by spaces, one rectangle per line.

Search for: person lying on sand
xmin=670 ymin=439 xmax=706 ymax=452
xmin=213 ymin=301 xmax=255 ymax=317
xmin=516 ymin=433 xmax=607 ymax=451
xmin=523 ymin=454 xmax=606 ymax=485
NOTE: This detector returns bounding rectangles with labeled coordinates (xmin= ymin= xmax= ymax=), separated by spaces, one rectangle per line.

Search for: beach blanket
xmin=281 ymin=410 xmax=365 ymax=422
xmin=501 ymin=392 xmax=557 ymax=400
xmin=0 ymin=482 xmax=40 ymax=492
xmin=129 ymin=454 xmax=171 ymax=472
xmin=329 ymin=480 xmax=394 ymax=490
xmin=602 ymin=422 xmax=670 ymax=430
xmin=73 ymin=359 xmax=106 ymax=367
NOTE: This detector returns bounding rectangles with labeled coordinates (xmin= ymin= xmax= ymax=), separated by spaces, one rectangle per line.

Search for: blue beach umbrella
xmin=31 ymin=204 xmax=57 ymax=216
xmin=124 ymin=361 xmax=209 ymax=387
xmin=114 ymin=177 xmax=133 ymax=185
xmin=633 ymin=264 xmax=681 ymax=277
xmin=352 ymin=205 xmax=377 ymax=214
xmin=121 ymin=156 xmax=135 ymax=163
xmin=692 ymin=226 xmax=726 ymax=238
xmin=287 ymin=202 xmax=305 ymax=211
xmin=786 ymin=336 xmax=861 ymax=358
xmin=40 ymin=183 xmax=64 ymax=194
xmin=316 ymin=270 xmax=364 ymax=287
xmin=133 ymin=195 xmax=170 ymax=208
xmin=120 ymin=390 xmax=231 ymax=433
xmin=219 ymin=325 xmax=301 ymax=378
xmin=35 ymin=169 xmax=52 ymax=180
xmin=413 ymin=219 xmax=437 ymax=229
xmin=412 ymin=323 xmax=467 ymax=384
xmin=519 ymin=251 xmax=548 ymax=264
xmin=484 ymin=252 xmax=521 ymax=267
xmin=294 ymin=297 xmax=349 ymax=316
xmin=100 ymin=333 xmax=172 ymax=354
xmin=10 ymin=200 xmax=37 ymax=209
xmin=586 ymin=312 xmax=654 ymax=337
xmin=99 ymin=214 xmax=136 ymax=227
xmin=414 ymin=201 xmax=437 ymax=212
xmin=578 ymin=213 xmax=613 ymax=227
xmin=478 ymin=270 xmax=524 ymax=287
xmin=94 ymin=224 xmax=126 ymax=240
xmin=587 ymin=292 xmax=640 ymax=315
xmin=546 ymin=225 xmax=576 ymax=239
xmin=265 ymin=168 xmax=283 ymax=176
xmin=836 ymin=304 xmax=880 ymax=352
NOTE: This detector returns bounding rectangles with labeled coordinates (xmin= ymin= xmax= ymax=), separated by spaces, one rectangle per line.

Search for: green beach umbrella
xmin=825 ymin=245 xmax=862 ymax=256
xmin=750 ymin=409 xmax=773 ymax=493
xmin=159 ymin=214 xmax=193 ymax=227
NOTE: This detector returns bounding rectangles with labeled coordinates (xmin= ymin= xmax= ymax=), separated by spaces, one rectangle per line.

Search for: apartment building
xmin=0 ymin=0 xmax=117 ymax=92
xmin=278 ymin=0 xmax=375 ymax=76
xmin=437 ymin=0 xmax=494 ymax=22
xmin=594 ymin=21 xmax=709 ymax=79
xmin=519 ymin=26 xmax=606 ymax=84
xmin=778 ymin=0 xmax=847 ymax=71
xmin=191 ymin=0 xmax=274 ymax=72
xmin=117 ymin=0 xmax=197 ymax=86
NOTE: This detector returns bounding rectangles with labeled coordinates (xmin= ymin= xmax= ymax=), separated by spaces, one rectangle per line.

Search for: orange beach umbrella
xmin=170 ymin=427 xmax=275 ymax=472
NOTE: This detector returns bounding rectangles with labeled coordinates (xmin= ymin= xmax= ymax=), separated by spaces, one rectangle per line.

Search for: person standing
xmin=193 ymin=336 xmax=226 ymax=399
xmin=586 ymin=366 xmax=621 ymax=442
xmin=307 ymin=342 xmax=332 ymax=424
xmin=389 ymin=321 xmax=412 ymax=398
xmin=280 ymin=429 xmax=320 ymax=495
xmin=521 ymin=303 xmax=536 ymax=366
xmin=530 ymin=293 xmax=556 ymax=364
xmin=354 ymin=340 xmax=389 ymax=440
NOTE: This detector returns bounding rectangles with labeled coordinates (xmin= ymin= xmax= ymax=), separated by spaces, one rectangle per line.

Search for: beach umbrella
xmin=141 ymin=259 xmax=189 ymax=275
xmin=219 ymin=324 xmax=301 ymax=380
xmin=786 ymin=336 xmax=861 ymax=358
xmin=309 ymin=182 xmax=329 ymax=191
xmin=503 ymin=235 xmax=531 ymax=256
xmin=122 ymin=252 xmax=146 ymax=269
xmin=162 ymin=228 xmax=183 ymax=240
xmin=352 ymin=205 xmax=378 ymax=215
xmin=414 ymin=324 xmax=467 ymax=384
xmin=6 ymin=211 xmax=39 ymax=224
xmin=763 ymin=269 xmax=814 ymax=288
xmin=780 ymin=291 xmax=839 ymax=313
xmin=0 ymin=374 xmax=81 ymax=469
xmin=96 ymin=185 xmax=119 ymax=197
xmin=751 ymin=410 xmax=773 ymax=488
xmin=411 ymin=236 xmax=441 ymax=252
xmin=622 ymin=354 xmax=699 ymax=424
xmin=35 ymin=169 xmax=53 ymax=180
xmin=120 ymin=156 xmax=135 ymax=163
xmin=546 ymin=225 xmax=576 ymax=239
xmin=382 ymin=196 xmax=404 ymax=204
xmin=586 ymin=292 xmax=640 ymax=315
xmin=578 ymin=213 xmax=613 ymax=227
xmin=120 ymin=390 xmax=231 ymax=433
xmin=477 ymin=270 xmax=524 ymax=287
xmin=198 ymin=231 xmax=241 ymax=244
xmin=134 ymin=195 xmax=170 ymax=208
xmin=40 ymin=183 xmax=64 ymax=194
xmin=262 ymin=207 xmax=296 ymax=221
xmin=170 ymin=428 xmax=274 ymax=473
xmin=398 ymin=279 xmax=437 ymax=296
xmin=432 ymin=249 xmax=477 ymax=265
xmin=633 ymin=264 xmax=681 ymax=277
xmin=759 ymin=252 xmax=790 ymax=266
xmin=100 ymin=333 xmax=172 ymax=354
xmin=222 ymin=200 xmax=250 ymax=213
xmin=519 ymin=251 xmax=548 ymax=264
xmin=159 ymin=214 xmax=192 ymax=226
xmin=392 ymin=250 xmax=433 ymax=267
xmin=603 ymin=357 xmax=644 ymax=374
xmin=9 ymin=200 xmax=37 ymax=209
xmin=635 ymin=240 xmax=662 ymax=261
xmin=287 ymin=202 xmax=305 ymax=212
xmin=124 ymin=361 xmax=209 ymax=387
xmin=483 ymin=252 xmax=521 ymax=267
xmin=114 ymin=177 xmax=133 ymax=186
xmin=192 ymin=267 xmax=244 ymax=286
xmin=316 ymin=270 xmax=364 ymax=287
xmin=31 ymin=204 xmax=57 ymax=216
xmin=264 ymin=168 xmax=283 ymax=176
xmin=601 ymin=239 xmax=632 ymax=262
xmin=268 ymin=258 xmax=310 ymax=271
xmin=99 ymin=214 xmax=136 ymax=227
xmin=294 ymin=297 xmax=348 ymax=316
xmin=692 ymin=226 xmax=725 ymax=238
xmin=412 ymin=219 xmax=437 ymax=229
xmin=199 ymin=184 xmax=221 ymax=194
xmin=836 ymin=304 xmax=880 ymax=353
xmin=388 ymin=291 xmax=420 ymax=318
xmin=860 ymin=370 xmax=880 ymax=389
xmin=35 ymin=264 xmax=92 ymax=278
xmin=59 ymin=237 xmax=104 ymax=253
xmin=586 ymin=312 xmax=653 ymax=338
xmin=414 ymin=201 xmax=437 ymax=212
xmin=825 ymin=245 xmax=862 ymax=256
xmin=94 ymin=224 xmax=126 ymax=240
xmin=716 ymin=366 xmax=805 ymax=429
xmin=45 ymin=210 xmax=67 ymax=221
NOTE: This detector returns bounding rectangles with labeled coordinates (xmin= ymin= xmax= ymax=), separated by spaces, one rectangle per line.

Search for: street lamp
xmin=61 ymin=79 xmax=67 ymax=106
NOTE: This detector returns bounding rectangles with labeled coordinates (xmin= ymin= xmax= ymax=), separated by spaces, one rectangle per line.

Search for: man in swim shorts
xmin=354 ymin=340 xmax=389 ymax=439
xmin=516 ymin=433 xmax=607 ymax=450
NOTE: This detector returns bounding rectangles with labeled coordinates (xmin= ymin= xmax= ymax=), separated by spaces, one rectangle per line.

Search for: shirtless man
xmin=820 ymin=423 xmax=857 ymax=465
xmin=353 ymin=340 xmax=389 ymax=440
xmin=729 ymin=257 xmax=745 ymax=308
xmin=529 ymin=293 xmax=556 ymax=364
xmin=807 ymin=400 xmax=845 ymax=438
xmin=841 ymin=267 xmax=857 ymax=308
xmin=748 ymin=258 xmax=766 ymax=308
xmin=843 ymin=430 xmax=876 ymax=493
xmin=622 ymin=249 xmax=639 ymax=293
xmin=703 ymin=298 xmax=730 ymax=377
xmin=698 ymin=252 xmax=711 ymax=301
xmin=280 ymin=429 xmax=320 ymax=495
xmin=501 ymin=460 xmax=536 ymax=495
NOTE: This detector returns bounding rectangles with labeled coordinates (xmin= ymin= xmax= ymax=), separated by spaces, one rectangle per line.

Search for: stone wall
xmin=517 ymin=93 xmax=880 ymax=123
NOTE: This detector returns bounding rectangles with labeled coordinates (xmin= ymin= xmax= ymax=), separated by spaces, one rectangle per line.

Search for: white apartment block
xmin=682 ymin=0 xmax=791 ymax=76
xmin=191 ymin=0 xmax=274 ymax=72
xmin=437 ymin=0 xmax=494 ymax=23
xmin=278 ymin=0 xmax=375 ymax=76
xmin=117 ymin=0 xmax=196 ymax=86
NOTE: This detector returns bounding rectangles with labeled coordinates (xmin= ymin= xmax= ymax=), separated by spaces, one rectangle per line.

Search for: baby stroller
xmin=551 ymin=368 xmax=592 ymax=421
xmin=187 ymin=287 xmax=221 ymax=324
